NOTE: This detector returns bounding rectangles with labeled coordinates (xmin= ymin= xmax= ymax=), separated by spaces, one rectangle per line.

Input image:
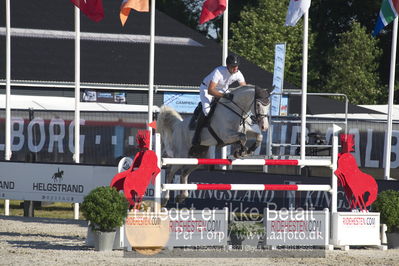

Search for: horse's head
xmin=224 ymin=85 xmax=270 ymax=131
xmin=254 ymin=86 xmax=270 ymax=131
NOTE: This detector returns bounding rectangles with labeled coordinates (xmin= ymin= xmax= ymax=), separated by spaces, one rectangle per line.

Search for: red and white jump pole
xmin=162 ymin=183 xmax=332 ymax=192
xmin=161 ymin=158 xmax=332 ymax=167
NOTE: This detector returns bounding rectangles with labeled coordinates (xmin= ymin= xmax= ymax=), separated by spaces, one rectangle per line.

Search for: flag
xmin=148 ymin=121 xmax=157 ymax=130
xmin=70 ymin=0 xmax=104 ymax=22
xmin=199 ymin=0 xmax=226 ymax=25
xmin=285 ymin=0 xmax=311 ymax=26
xmin=372 ymin=0 xmax=399 ymax=36
xmin=120 ymin=0 xmax=149 ymax=26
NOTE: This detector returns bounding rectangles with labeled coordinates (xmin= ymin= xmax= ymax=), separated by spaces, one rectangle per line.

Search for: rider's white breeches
xmin=199 ymin=84 xmax=213 ymax=116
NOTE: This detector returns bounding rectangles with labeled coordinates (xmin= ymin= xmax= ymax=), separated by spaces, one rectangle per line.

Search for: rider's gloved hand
xmin=223 ymin=93 xmax=234 ymax=101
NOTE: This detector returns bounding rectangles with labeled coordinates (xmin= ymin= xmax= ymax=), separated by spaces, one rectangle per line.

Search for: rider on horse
xmin=189 ymin=55 xmax=247 ymax=156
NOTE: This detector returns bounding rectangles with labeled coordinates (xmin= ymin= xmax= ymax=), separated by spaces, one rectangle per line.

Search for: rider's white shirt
xmin=200 ymin=66 xmax=245 ymax=115
xmin=202 ymin=66 xmax=245 ymax=92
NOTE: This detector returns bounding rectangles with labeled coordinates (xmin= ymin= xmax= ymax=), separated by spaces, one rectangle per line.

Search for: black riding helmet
xmin=226 ymin=55 xmax=240 ymax=67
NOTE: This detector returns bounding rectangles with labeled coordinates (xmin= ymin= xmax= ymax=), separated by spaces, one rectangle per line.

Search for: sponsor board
xmin=124 ymin=208 xmax=228 ymax=248
xmin=264 ymin=208 xmax=329 ymax=246
xmin=0 ymin=162 xmax=115 ymax=202
xmin=163 ymin=93 xmax=200 ymax=113
xmin=331 ymin=212 xmax=381 ymax=246
xmin=167 ymin=208 xmax=228 ymax=247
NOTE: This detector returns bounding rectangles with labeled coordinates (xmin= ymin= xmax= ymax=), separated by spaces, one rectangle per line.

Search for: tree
xmin=309 ymin=0 xmax=391 ymax=92
xmin=324 ymin=21 xmax=383 ymax=105
xmin=229 ymin=0 xmax=314 ymax=87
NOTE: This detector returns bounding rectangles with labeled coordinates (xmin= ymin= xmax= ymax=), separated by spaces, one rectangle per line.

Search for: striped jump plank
xmin=161 ymin=158 xmax=331 ymax=167
xmin=161 ymin=184 xmax=332 ymax=192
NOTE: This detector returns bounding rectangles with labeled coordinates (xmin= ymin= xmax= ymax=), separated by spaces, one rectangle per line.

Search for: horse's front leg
xmin=226 ymin=133 xmax=247 ymax=158
xmin=248 ymin=129 xmax=263 ymax=155
xmin=232 ymin=132 xmax=248 ymax=158
xmin=162 ymin=165 xmax=179 ymax=206
xmin=176 ymin=166 xmax=197 ymax=203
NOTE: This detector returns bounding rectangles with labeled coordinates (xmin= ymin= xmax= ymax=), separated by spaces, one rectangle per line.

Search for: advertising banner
xmin=167 ymin=208 xmax=228 ymax=247
xmin=331 ymin=212 xmax=381 ymax=246
xmin=0 ymin=162 xmax=115 ymax=203
xmin=264 ymin=208 xmax=329 ymax=246
xmin=271 ymin=43 xmax=286 ymax=116
xmin=163 ymin=92 xmax=200 ymax=113
xmin=124 ymin=208 xmax=228 ymax=248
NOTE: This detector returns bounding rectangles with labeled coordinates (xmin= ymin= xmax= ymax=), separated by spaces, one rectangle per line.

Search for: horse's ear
xmin=263 ymin=86 xmax=272 ymax=97
xmin=264 ymin=88 xmax=271 ymax=98
xmin=255 ymin=86 xmax=270 ymax=99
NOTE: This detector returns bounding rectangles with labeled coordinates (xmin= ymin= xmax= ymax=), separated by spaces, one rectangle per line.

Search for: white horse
xmin=157 ymin=85 xmax=270 ymax=204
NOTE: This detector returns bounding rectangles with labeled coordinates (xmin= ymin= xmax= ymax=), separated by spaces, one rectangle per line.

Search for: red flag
xmin=148 ymin=120 xmax=157 ymax=130
xmin=70 ymin=0 xmax=104 ymax=22
xmin=199 ymin=0 xmax=226 ymax=24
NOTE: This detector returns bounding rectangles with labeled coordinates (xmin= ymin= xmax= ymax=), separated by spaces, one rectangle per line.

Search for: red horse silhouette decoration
xmin=110 ymin=130 xmax=160 ymax=207
xmin=334 ymin=134 xmax=378 ymax=210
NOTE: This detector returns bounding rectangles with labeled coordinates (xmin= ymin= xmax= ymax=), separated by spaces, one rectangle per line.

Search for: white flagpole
xmin=300 ymin=11 xmax=309 ymax=162
xmin=5 ymin=0 xmax=11 ymax=161
xmin=221 ymin=0 xmax=228 ymax=167
xmin=73 ymin=6 xmax=81 ymax=220
xmin=222 ymin=0 xmax=228 ymax=62
xmin=74 ymin=7 xmax=81 ymax=164
xmin=148 ymin=0 xmax=156 ymax=149
xmin=384 ymin=17 xmax=398 ymax=180
xmin=4 ymin=0 xmax=11 ymax=216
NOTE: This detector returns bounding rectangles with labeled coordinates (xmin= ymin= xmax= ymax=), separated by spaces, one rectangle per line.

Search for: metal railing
xmin=267 ymin=92 xmax=348 ymax=157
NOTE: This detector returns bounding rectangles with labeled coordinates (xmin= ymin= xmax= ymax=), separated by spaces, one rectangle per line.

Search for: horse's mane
xmin=229 ymin=85 xmax=270 ymax=105
xmin=229 ymin=84 xmax=255 ymax=92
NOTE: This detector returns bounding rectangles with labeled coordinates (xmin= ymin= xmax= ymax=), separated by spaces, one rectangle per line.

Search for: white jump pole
xmin=154 ymin=133 xmax=162 ymax=212
xmin=331 ymin=124 xmax=340 ymax=213
xmin=220 ymin=0 xmax=229 ymax=170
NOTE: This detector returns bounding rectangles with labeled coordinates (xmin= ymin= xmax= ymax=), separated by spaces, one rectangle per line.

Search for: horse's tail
xmin=156 ymin=105 xmax=183 ymax=157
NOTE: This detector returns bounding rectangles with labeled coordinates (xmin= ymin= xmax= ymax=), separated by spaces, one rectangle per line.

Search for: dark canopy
xmin=0 ymin=0 xmax=297 ymax=90
xmin=288 ymin=95 xmax=383 ymax=115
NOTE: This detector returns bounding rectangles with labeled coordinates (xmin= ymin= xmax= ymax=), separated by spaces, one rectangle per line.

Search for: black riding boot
xmin=189 ymin=112 xmax=208 ymax=156
xmin=192 ymin=112 xmax=207 ymax=146
xmin=189 ymin=103 xmax=202 ymax=130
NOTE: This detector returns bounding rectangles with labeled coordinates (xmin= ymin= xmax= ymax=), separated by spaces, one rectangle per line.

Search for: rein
xmin=218 ymin=89 xmax=266 ymax=125
xmin=207 ymin=87 xmax=268 ymax=146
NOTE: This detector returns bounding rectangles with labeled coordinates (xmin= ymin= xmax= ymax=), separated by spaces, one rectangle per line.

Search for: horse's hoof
xmin=233 ymin=150 xmax=240 ymax=158
xmin=234 ymin=148 xmax=249 ymax=158
xmin=161 ymin=197 xmax=169 ymax=206
xmin=175 ymin=194 xmax=187 ymax=204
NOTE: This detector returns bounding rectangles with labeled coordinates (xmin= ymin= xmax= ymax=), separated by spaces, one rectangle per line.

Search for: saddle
xmin=189 ymin=101 xmax=218 ymax=130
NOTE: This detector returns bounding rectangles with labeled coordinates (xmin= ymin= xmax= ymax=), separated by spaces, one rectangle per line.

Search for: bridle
xmin=207 ymin=87 xmax=269 ymax=146
xmin=251 ymin=99 xmax=269 ymax=124
xmin=218 ymin=88 xmax=269 ymax=125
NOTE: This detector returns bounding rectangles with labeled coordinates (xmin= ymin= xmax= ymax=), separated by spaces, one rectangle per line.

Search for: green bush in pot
xmin=372 ymin=190 xmax=399 ymax=233
xmin=81 ymin=186 xmax=129 ymax=232
xmin=228 ymin=221 xmax=265 ymax=247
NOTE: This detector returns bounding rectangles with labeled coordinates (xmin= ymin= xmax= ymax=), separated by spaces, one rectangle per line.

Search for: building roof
xmin=288 ymin=95 xmax=384 ymax=115
xmin=0 ymin=94 xmax=158 ymax=113
xmin=0 ymin=0 xmax=297 ymax=90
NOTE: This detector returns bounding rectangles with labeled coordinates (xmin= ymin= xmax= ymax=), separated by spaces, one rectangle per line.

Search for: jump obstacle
xmin=153 ymin=124 xmax=341 ymax=213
